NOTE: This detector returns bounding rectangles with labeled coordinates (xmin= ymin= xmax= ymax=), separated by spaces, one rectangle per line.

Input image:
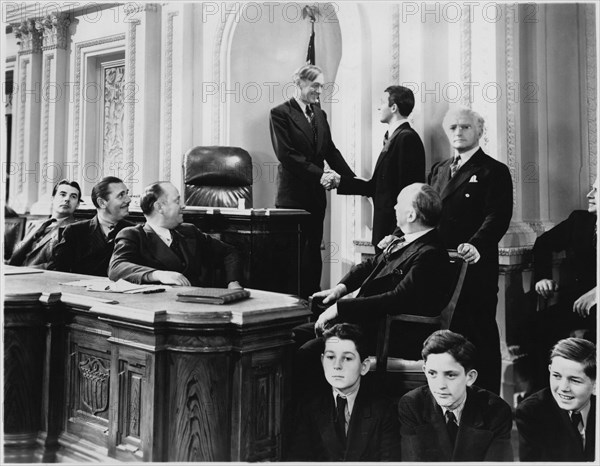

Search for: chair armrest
xmin=388 ymin=314 xmax=441 ymax=325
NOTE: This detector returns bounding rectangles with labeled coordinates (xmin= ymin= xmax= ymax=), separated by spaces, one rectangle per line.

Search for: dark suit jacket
xmin=51 ymin=216 xmax=135 ymax=277
xmin=108 ymin=223 xmax=242 ymax=287
xmin=428 ymin=148 xmax=513 ymax=281
xmin=9 ymin=217 xmax=77 ymax=268
xmin=338 ymin=122 xmax=425 ymax=245
xmin=533 ymin=210 xmax=597 ymax=309
xmin=270 ymin=98 xmax=355 ymax=215
xmin=516 ymin=387 xmax=596 ymax=461
xmin=336 ymin=229 xmax=452 ymax=358
xmin=288 ymin=383 xmax=401 ymax=461
xmin=398 ymin=384 xmax=513 ymax=461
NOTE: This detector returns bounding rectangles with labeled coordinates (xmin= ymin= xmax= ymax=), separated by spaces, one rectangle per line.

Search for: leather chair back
xmin=183 ymin=146 xmax=253 ymax=208
xmin=4 ymin=216 xmax=26 ymax=261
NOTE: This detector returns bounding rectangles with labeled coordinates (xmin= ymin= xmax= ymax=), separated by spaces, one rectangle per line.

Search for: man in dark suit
xmin=337 ymin=85 xmax=425 ymax=248
xmin=270 ymin=64 xmax=355 ymax=298
xmin=527 ymin=180 xmax=597 ymax=390
xmin=398 ymin=330 xmax=513 ymax=461
xmin=108 ymin=181 xmax=242 ymax=288
xmin=287 ymin=323 xmax=401 ymax=461
xmin=427 ymin=106 xmax=513 ymax=394
xmin=516 ymin=337 xmax=596 ymax=462
xmin=52 ymin=176 xmax=134 ymax=276
xmin=9 ymin=179 xmax=81 ymax=268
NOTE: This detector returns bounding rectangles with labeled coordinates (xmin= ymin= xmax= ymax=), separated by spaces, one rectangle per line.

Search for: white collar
xmin=441 ymin=393 xmax=468 ymax=425
xmin=402 ymin=227 xmax=434 ymax=246
xmin=454 ymin=146 xmax=480 ymax=165
xmin=332 ymin=383 xmax=361 ymax=416
xmin=387 ymin=118 xmax=408 ymax=138
xmin=147 ymin=221 xmax=173 ymax=246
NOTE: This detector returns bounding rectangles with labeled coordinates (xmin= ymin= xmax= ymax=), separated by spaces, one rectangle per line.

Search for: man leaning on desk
xmin=108 ymin=181 xmax=243 ymax=289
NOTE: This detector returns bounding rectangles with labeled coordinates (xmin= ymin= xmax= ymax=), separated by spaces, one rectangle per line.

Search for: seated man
xmin=52 ymin=176 xmax=134 ymax=276
xmin=516 ymin=337 xmax=596 ymax=462
xmin=109 ymin=181 xmax=242 ymax=288
xmin=9 ymin=179 xmax=81 ymax=268
xmin=287 ymin=323 xmax=401 ymax=461
xmin=311 ymin=182 xmax=452 ymax=357
xmin=528 ymin=179 xmax=597 ymax=390
xmin=398 ymin=330 xmax=513 ymax=461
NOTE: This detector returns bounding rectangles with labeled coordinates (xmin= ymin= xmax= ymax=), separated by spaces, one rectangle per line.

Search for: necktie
xmin=107 ymin=224 xmax=117 ymax=242
xmin=335 ymin=395 xmax=348 ymax=440
xmin=170 ymin=231 xmax=186 ymax=265
xmin=449 ymin=155 xmax=461 ymax=178
xmin=384 ymin=235 xmax=406 ymax=258
xmin=306 ymin=104 xmax=318 ymax=145
xmin=445 ymin=410 xmax=458 ymax=446
xmin=32 ymin=218 xmax=57 ymax=245
xmin=571 ymin=411 xmax=583 ymax=447
xmin=383 ymin=130 xmax=389 ymax=147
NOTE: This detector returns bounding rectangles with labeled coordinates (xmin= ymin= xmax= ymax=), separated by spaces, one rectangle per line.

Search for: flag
xmin=306 ymin=22 xmax=315 ymax=65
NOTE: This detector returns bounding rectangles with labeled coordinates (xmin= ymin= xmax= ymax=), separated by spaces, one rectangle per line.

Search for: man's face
xmin=158 ymin=183 xmax=185 ymax=229
xmin=321 ymin=337 xmax=369 ymax=395
xmin=549 ymin=356 xmax=596 ymax=412
xmin=378 ymin=92 xmax=394 ymax=124
xmin=52 ymin=184 xmax=80 ymax=219
xmin=423 ymin=352 xmax=477 ymax=411
xmin=100 ymin=182 xmax=130 ymax=222
xmin=586 ymin=179 xmax=598 ymax=214
xmin=394 ymin=185 xmax=417 ymax=230
xmin=444 ymin=111 xmax=482 ymax=154
xmin=298 ymin=73 xmax=324 ymax=105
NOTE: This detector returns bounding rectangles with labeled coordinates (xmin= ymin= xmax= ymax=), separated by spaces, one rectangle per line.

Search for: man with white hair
xmin=428 ymin=107 xmax=513 ymax=394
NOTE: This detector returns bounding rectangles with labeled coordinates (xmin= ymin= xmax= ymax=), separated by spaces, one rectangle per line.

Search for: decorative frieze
xmin=162 ymin=11 xmax=178 ymax=179
xmin=13 ymin=19 xmax=43 ymax=54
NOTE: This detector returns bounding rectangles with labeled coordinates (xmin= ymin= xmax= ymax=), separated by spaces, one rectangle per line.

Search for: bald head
xmin=140 ymin=181 xmax=185 ymax=229
xmin=395 ymin=183 xmax=442 ymax=233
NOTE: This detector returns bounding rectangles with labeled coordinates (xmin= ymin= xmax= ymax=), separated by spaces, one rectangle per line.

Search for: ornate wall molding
xmin=40 ymin=53 xmax=54 ymax=195
xmin=14 ymin=20 xmax=43 ymax=54
xmin=71 ymin=34 xmax=125 ymax=168
xmin=162 ymin=11 xmax=178 ymax=180
xmin=585 ymin=4 xmax=597 ymax=186
xmin=504 ymin=4 xmax=518 ymax=207
xmin=212 ymin=12 xmax=228 ymax=144
xmin=17 ymin=58 xmax=29 ymax=194
xmin=123 ymin=2 xmax=159 ymax=15
xmin=390 ymin=4 xmax=400 ymax=84
xmin=126 ymin=18 xmax=139 ymax=185
xmin=460 ymin=5 xmax=472 ymax=107
xmin=36 ymin=13 xmax=71 ymax=50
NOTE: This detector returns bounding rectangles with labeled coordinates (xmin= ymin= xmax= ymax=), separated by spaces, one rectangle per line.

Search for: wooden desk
xmin=3 ymin=268 xmax=309 ymax=462
xmin=74 ymin=206 xmax=310 ymax=296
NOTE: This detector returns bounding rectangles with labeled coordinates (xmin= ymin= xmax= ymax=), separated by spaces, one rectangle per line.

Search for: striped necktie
xmin=449 ymin=155 xmax=461 ymax=178
xmin=306 ymin=104 xmax=318 ymax=144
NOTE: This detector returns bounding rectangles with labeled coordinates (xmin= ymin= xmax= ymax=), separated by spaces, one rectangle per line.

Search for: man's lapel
xmin=289 ymin=99 xmax=316 ymax=148
xmin=373 ymin=123 xmax=407 ymax=174
xmin=440 ymin=149 xmax=483 ymax=200
xmin=142 ymin=223 xmax=184 ymax=271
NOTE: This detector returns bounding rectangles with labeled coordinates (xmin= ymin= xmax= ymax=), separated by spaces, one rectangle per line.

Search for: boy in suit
xmin=287 ymin=323 xmax=401 ymax=461
xmin=516 ymin=337 xmax=596 ymax=461
xmin=398 ymin=329 xmax=513 ymax=461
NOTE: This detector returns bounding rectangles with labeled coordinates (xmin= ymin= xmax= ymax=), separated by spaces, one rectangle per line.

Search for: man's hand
xmin=535 ymin=278 xmax=558 ymax=299
xmin=227 ymin=281 xmax=243 ymax=290
xmin=314 ymin=304 xmax=338 ymax=335
xmin=320 ymin=171 xmax=341 ymax=190
xmin=457 ymin=243 xmax=481 ymax=264
xmin=377 ymin=234 xmax=396 ymax=250
xmin=150 ymin=270 xmax=191 ymax=286
xmin=311 ymin=284 xmax=347 ymax=305
xmin=573 ymin=287 xmax=597 ymax=317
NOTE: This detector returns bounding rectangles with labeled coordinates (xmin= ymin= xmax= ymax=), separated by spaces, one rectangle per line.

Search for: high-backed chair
xmin=369 ymin=250 xmax=468 ymax=392
xmin=182 ymin=146 xmax=253 ymax=208
xmin=4 ymin=216 xmax=26 ymax=261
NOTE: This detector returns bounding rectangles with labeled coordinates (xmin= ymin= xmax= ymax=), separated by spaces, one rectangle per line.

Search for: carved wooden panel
xmin=167 ymin=353 xmax=231 ymax=462
xmin=115 ymin=358 xmax=145 ymax=458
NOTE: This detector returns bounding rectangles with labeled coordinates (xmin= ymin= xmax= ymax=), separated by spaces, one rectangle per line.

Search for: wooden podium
xmin=3 ymin=268 xmax=309 ymax=462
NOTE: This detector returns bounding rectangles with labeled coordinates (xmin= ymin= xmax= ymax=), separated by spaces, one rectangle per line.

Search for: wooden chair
xmin=369 ymin=250 xmax=468 ymax=392
xmin=4 ymin=216 xmax=26 ymax=261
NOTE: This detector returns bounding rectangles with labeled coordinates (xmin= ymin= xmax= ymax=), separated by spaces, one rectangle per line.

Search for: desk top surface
xmin=3 ymin=267 xmax=309 ymax=326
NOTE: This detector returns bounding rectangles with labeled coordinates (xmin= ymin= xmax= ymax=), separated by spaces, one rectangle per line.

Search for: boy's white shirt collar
xmin=441 ymin=392 xmax=468 ymax=425
xmin=332 ymin=382 xmax=360 ymax=417
xmin=571 ymin=398 xmax=592 ymax=430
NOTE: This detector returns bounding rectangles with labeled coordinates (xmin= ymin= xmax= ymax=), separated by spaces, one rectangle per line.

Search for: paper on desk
xmin=62 ymin=278 xmax=169 ymax=294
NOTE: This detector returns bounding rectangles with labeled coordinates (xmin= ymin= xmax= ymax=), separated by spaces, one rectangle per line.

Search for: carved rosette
xmin=14 ymin=19 xmax=43 ymax=54
xmin=36 ymin=13 xmax=71 ymax=50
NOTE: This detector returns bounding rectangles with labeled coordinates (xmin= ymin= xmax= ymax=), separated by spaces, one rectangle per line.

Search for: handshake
xmin=320 ymin=169 xmax=341 ymax=190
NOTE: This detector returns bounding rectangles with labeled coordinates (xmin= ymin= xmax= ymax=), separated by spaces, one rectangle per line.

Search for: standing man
xmin=338 ymin=85 xmax=425 ymax=248
xmin=9 ymin=179 xmax=81 ymax=268
xmin=109 ymin=181 xmax=242 ymax=288
xmin=270 ymin=64 xmax=355 ymax=298
xmin=428 ymin=107 xmax=513 ymax=394
xmin=52 ymin=176 xmax=134 ymax=276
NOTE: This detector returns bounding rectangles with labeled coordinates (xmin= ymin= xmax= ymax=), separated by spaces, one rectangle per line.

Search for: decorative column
xmin=29 ymin=13 xmax=71 ymax=214
xmin=9 ymin=20 xmax=43 ymax=213
xmin=159 ymin=3 xmax=194 ymax=192
xmin=123 ymin=3 xmax=161 ymax=195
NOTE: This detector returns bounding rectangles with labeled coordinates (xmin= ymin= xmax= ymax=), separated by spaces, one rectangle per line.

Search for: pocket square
xmin=469 ymin=175 xmax=478 ymax=183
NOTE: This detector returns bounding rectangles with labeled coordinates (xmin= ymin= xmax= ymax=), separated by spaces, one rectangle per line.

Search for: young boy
xmin=287 ymin=323 xmax=401 ymax=461
xmin=516 ymin=337 xmax=596 ymax=461
xmin=398 ymin=329 xmax=513 ymax=461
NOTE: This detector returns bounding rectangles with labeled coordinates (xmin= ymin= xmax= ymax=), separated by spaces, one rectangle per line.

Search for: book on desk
xmin=176 ymin=288 xmax=251 ymax=304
